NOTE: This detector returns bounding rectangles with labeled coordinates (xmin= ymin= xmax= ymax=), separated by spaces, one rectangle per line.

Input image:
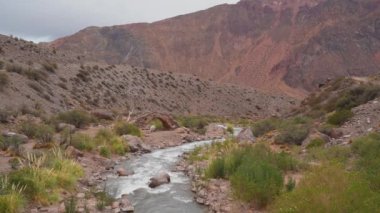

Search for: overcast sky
xmin=0 ymin=0 xmax=239 ymax=43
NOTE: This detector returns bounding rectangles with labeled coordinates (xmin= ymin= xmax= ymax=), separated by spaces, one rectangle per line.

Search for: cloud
xmin=0 ymin=0 xmax=239 ymax=42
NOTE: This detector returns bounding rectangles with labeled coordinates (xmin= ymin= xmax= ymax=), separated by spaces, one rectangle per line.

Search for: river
xmin=106 ymin=127 xmax=241 ymax=213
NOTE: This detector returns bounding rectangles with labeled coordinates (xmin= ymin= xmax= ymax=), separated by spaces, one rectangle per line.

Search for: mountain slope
xmin=0 ymin=35 xmax=294 ymax=118
xmin=51 ymin=0 xmax=380 ymax=97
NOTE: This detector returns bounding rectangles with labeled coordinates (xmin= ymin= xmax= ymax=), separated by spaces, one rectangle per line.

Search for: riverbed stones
xmin=148 ymin=172 xmax=171 ymax=188
xmin=116 ymin=167 xmax=134 ymax=177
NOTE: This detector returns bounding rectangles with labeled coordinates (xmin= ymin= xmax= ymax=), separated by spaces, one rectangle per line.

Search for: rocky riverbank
xmin=175 ymin=153 xmax=250 ymax=213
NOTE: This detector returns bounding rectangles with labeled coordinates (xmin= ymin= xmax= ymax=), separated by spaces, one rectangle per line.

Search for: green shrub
xmin=0 ymin=136 xmax=23 ymax=152
xmin=8 ymin=151 xmax=83 ymax=205
xmin=275 ymin=125 xmax=309 ymax=145
xmin=110 ymin=137 xmax=126 ymax=155
xmin=306 ymin=145 xmax=352 ymax=164
xmin=99 ymin=146 xmax=111 ymax=158
xmin=114 ymin=121 xmax=141 ymax=137
xmin=188 ymin=146 xmax=206 ymax=163
xmin=327 ymin=109 xmax=353 ymax=126
xmin=57 ymin=110 xmax=94 ymax=128
xmin=95 ymin=129 xmax=128 ymax=156
xmin=176 ymin=116 xmax=209 ymax=134
xmin=205 ymin=158 xmax=225 ymax=179
xmin=9 ymin=168 xmax=58 ymax=204
xmin=94 ymin=192 xmax=114 ymax=211
xmin=285 ymin=178 xmax=296 ymax=192
xmin=24 ymin=69 xmax=47 ymax=81
xmin=0 ymin=177 xmax=25 ymax=213
xmin=64 ymin=196 xmax=76 ymax=213
xmin=230 ymin=161 xmax=283 ymax=207
xmin=71 ymin=133 xmax=94 ymax=151
xmin=271 ymin=163 xmax=380 ymax=213
xmin=352 ymin=133 xmax=380 ymax=191
xmin=226 ymin=124 xmax=234 ymax=134
xmin=41 ymin=61 xmax=58 ymax=73
xmin=306 ymin=138 xmax=326 ymax=149
xmin=251 ymin=118 xmax=279 ymax=137
xmin=0 ymin=193 xmax=24 ymax=213
xmin=204 ymin=144 xmax=297 ymax=207
xmin=6 ymin=64 xmax=25 ymax=74
xmin=48 ymin=150 xmax=84 ymax=190
xmin=19 ymin=122 xmax=54 ymax=143
xmin=0 ymin=72 xmax=9 ymax=91
xmin=0 ymin=109 xmax=11 ymax=123
xmin=336 ymin=85 xmax=380 ymax=110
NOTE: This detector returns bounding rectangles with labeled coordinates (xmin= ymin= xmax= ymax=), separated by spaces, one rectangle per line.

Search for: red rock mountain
xmin=51 ymin=0 xmax=380 ymax=98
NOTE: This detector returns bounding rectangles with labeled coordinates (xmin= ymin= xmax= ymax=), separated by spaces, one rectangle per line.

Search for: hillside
xmin=0 ymin=35 xmax=294 ymax=118
xmin=51 ymin=0 xmax=380 ymax=97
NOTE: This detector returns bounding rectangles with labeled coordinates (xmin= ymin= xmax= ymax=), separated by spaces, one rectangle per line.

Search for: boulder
xmin=236 ymin=128 xmax=255 ymax=143
xmin=175 ymin=127 xmax=190 ymax=134
xmin=91 ymin=110 xmax=114 ymax=120
xmin=122 ymin=135 xmax=151 ymax=153
xmin=1 ymin=131 xmax=28 ymax=143
xmin=65 ymin=146 xmax=84 ymax=158
xmin=304 ymin=130 xmax=330 ymax=146
xmin=148 ymin=172 xmax=171 ymax=188
xmin=330 ymin=129 xmax=344 ymax=139
xmin=119 ymin=194 xmax=134 ymax=212
xmin=205 ymin=124 xmax=225 ymax=139
xmin=57 ymin=123 xmax=76 ymax=132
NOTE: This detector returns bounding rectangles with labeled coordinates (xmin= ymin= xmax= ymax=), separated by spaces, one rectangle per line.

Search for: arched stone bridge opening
xmin=134 ymin=113 xmax=179 ymax=130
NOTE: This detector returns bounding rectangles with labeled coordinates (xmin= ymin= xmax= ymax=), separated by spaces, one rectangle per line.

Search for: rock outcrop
xmin=122 ymin=135 xmax=152 ymax=153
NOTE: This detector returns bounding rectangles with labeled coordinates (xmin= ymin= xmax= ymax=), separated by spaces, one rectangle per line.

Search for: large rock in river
xmin=148 ymin=172 xmax=171 ymax=188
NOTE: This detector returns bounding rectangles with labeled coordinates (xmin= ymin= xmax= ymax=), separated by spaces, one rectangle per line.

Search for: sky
xmin=0 ymin=0 xmax=239 ymax=43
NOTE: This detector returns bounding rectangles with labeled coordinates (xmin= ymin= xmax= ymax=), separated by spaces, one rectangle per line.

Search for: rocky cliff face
xmin=51 ymin=0 xmax=380 ymax=97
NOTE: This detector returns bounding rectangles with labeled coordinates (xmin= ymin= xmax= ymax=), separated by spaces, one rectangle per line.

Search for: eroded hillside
xmin=0 ymin=35 xmax=294 ymax=118
xmin=51 ymin=0 xmax=380 ymax=97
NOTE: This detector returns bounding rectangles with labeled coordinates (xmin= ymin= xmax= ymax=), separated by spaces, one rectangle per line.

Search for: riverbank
xmin=176 ymin=152 xmax=252 ymax=213
xmin=24 ymin=122 xmax=228 ymax=212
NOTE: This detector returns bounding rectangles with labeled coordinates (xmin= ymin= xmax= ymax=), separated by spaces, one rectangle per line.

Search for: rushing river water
xmin=106 ymin=127 xmax=241 ymax=213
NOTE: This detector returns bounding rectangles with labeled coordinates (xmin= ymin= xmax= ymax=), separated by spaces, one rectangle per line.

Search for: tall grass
xmin=71 ymin=133 xmax=95 ymax=151
xmin=0 ymin=177 xmax=25 ymax=213
xmin=205 ymin=143 xmax=297 ymax=207
xmin=8 ymin=150 xmax=83 ymax=205
xmin=352 ymin=133 xmax=380 ymax=191
xmin=271 ymin=163 xmax=380 ymax=212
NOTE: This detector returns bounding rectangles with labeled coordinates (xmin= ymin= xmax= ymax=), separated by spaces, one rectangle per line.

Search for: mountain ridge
xmin=51 ymin=0 xmax=380 ymax=98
